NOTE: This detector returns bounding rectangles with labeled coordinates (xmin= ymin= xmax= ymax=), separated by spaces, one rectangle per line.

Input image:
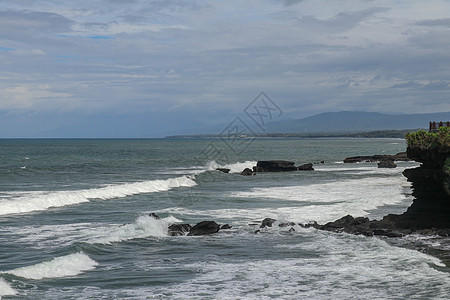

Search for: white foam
xmin=191 ymin=175 xmax=412 ymax=224
xmin=0 ymin=278 xmax=17 ymax=297
xmin=207 ymin=160 xmax=257 ymax=174
xmin=4 ymin=252 xmax=98 ymax=280
xmin=84 ymin=215 xmax=178 ymax=244
xmin=0 ymin=176 xmax=196 ymax=216
xmin=147 ymin=235 xmax=450 ymax=299
xmin=8 ymin=215 xmax=181 ymax=248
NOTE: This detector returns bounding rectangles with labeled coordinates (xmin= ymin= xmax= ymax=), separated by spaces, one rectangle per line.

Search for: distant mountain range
xmin=266 ymin=111 xmax=450 ymax=133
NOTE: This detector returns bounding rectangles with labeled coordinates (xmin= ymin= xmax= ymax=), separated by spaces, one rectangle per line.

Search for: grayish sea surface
xmin=0 ymin=138 xmax=449 ymax=299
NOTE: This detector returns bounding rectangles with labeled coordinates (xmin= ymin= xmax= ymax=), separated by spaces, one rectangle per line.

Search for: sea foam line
xmin=3 ymin=252 xmax=98 ymax=280
xmin=0 ymin=176 xmax=196 ymax=216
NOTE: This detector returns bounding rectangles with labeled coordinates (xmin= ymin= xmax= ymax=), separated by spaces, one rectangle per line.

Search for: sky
xmin=0 ymin=0 xmax=449 ymax=137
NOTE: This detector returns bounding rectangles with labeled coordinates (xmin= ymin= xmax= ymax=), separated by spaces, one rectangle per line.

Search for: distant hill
xmin=267 ymin=111 xmax=450 ymax=133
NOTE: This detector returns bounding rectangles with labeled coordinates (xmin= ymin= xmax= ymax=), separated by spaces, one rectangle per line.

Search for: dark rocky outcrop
xmin=344 ymin=152 xmax=410 ymax=163
xmin=260 ymin=218 xmax=277 ymax=228
xmin=221 ymin=224 xmax=232 ymax=230
xmin=168 ymin=224 xmax=192 ymax=236
xmin=381 ymin=146 xmax=450 ymax=230
xmin=378 ymin=159 xmax=397 ymax=168
xmin=216 ymin=168 xmax=231 ymax=173
xmin=254 ymin=160 xmax=297 ymax=172
xmin=298 ymin=163 xmax=314 ymax=171
xmin=187 ymin=221 xmax=220 ymax=236
xmin=241 ymin=168 xmax=255 ymax=176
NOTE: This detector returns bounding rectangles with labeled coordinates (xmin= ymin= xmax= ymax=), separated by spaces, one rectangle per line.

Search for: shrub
xmin=406 ymin=127 xmax=450 ymax=150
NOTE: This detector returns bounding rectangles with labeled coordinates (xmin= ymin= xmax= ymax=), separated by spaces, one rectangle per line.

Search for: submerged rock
xmin=216 ymin=168 xmax=231 ymax=173
xmin=188 ymin=221 xmax=220 ymax=236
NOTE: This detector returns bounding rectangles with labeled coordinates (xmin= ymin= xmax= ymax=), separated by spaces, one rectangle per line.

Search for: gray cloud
xmin=416 ymin=18 xmax=450 ymax=27
xmin=279 ymin=0 xmax=305 ymax=6
xmin=0 ymin=0 xmax=449 ymax=137
xmin=296 ymin=7 xmax=390 ymax=33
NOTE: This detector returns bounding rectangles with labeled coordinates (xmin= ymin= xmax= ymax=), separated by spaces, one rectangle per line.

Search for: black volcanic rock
xmin=298 ymin=163 xmax=314 ymax=171
xmin=260 ymin=218 xmax=276 ymax=228
xmin=241 ymin=168 xmax=255 ymax=176
xmin=344 ymin=152 xmax=410 ymax=163
xmin=255 ymin=160 xmax=297 ymax=172
xmin=216 ymin=168 xmax=231 ymax=173
xmin=148 ymin=213 xmax=161 ymax=219
xmin=188 ymin=221 xmax=220 ymax=236
xmin=221 ymin=224 xmax=232 ymax=230
xmin=378 ymin=160 xmax=397 ymax=168
xmin=168 ymin=224 xmax=192 ymax=236
xmin=383 ymin=146 xmax=450 ymax=230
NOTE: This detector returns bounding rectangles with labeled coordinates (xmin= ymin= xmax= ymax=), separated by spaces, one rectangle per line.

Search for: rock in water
xmin=188 ymin=221 xmax=220 ymax=236
xmin=298 ymin=163 xmax=314 ymax=171
xmin=260 ymin=218 xmax=276 ymax=228
xmin=216 ymin=168 xmax=231 ymax=173
xmin=344 ymin=152 xmax=410 ymax=163
xmin=168 ymin=224 xmax=192 ymax=236
xmin=255 ymin=160 xmax=297 ymax=172
xmin=378 ymin=160 xmax=397 ymax=168
xmin=241 ymin=168 xmax=255 ymax=176
xmin=221 ymin=224 xmax=232 ymax=230
xmin=148 ymin=213 xmax=161 ymax=219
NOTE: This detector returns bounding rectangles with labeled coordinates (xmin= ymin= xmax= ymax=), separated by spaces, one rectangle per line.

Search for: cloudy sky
xmin=0 ymin=0 xmax=449 ymax=137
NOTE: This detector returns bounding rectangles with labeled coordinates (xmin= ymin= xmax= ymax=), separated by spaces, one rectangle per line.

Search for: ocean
xmin=0 ymin=138 xmax=449 ymax=299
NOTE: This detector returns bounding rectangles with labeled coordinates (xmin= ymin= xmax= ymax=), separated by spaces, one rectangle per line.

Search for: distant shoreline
xmin=165 ymin=129 xmax=422 ymax=140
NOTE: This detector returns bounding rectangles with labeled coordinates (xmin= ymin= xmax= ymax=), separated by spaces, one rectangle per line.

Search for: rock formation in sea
xmin=239 ymin=160 xmax=316 ymax=175
xmin=254 ymin=160 xmax=297 ymax=172
xmin=344 ymin=152 xmax=409 ymax=163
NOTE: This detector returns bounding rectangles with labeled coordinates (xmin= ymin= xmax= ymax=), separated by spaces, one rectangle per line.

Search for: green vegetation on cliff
xmin=406 ymin=127 xmax=450 ymax=150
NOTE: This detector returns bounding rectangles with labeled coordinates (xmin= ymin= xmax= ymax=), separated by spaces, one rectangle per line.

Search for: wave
xmin=8 ymin=215 xmax=182 ymax=248
xmin=0 ymin=176 xmax=196 ymax=216
xmin=0 ymin=278 xmax=17 ymax=297
xmin=83 ymin=215 xmax=180 ymax=244
xmin=3 ymin=252 xmax=98 ymax=280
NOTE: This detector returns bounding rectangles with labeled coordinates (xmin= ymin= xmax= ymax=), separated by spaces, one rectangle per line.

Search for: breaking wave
xmin=0 ymin=176 xmax=196 ymax=216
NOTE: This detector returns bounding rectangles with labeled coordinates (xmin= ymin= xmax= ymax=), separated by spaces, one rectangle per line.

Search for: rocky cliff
xmin=384 ymin=129 xmax=450 ymax=230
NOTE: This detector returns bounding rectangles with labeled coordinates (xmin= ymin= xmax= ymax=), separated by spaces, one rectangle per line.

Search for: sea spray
xmin=84 ymin=215 xmax=182 ymax=244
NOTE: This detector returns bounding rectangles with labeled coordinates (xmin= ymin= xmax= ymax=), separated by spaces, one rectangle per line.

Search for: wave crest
xmin=4 ymin=252 xmax=98 ymax=280
xmin=0 ymin=176 xmax=196 ymax=216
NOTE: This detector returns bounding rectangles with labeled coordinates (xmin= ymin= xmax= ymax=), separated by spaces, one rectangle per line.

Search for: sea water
xmin=0 ymin=138 xmax=449 ymax=299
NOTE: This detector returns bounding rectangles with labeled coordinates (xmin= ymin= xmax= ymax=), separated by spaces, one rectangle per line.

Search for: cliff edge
xmin=383 ymin=127 xmax=450 ymax=230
